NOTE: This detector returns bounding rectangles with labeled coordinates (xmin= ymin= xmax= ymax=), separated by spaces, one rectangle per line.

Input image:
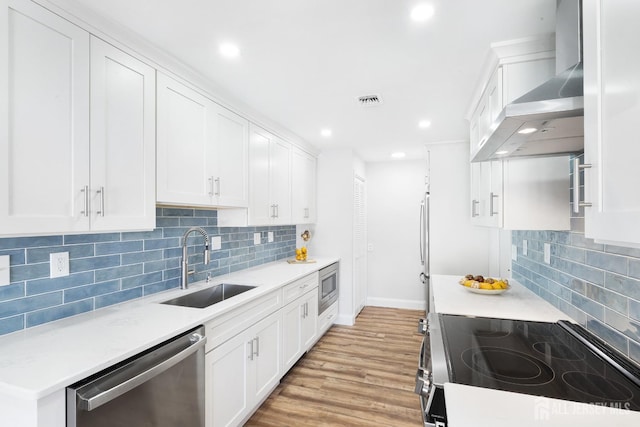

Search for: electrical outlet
xmin=254 ymin=232 xmax=261 ymax=245
xmin=544 ymin=243 xmax=551 ymax=265
xmin=0 ymin=255 xmax=10 ymax=286
xmin=268 ymin=232 xmax=274 ymax=243
xmin=523 ymin=240 xmax=528 ymax=256
xmin=211 ymin=236 xmax=222 ymax=250
xmin=50 ymin=252 xmax=69 ymax=278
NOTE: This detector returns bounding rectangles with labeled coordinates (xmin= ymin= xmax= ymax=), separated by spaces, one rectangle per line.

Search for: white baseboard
xmin=366 ymin=297 xmax=425 ymax=311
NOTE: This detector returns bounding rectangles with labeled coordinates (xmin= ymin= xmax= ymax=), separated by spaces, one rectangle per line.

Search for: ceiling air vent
xmin=357 ymin=94 xmax=382 ymax=107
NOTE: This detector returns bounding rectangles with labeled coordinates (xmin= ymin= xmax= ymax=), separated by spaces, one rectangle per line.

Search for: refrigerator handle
xmin=419 ymin=201 xmax=425 ymax=266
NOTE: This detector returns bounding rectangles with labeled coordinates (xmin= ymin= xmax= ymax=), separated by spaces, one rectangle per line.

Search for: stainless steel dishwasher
xmin=67 ymin=326 xmax=206 ymax=427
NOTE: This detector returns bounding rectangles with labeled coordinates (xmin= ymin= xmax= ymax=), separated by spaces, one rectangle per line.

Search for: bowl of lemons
xmin=459 ymin=274 xmax=510 ymax=295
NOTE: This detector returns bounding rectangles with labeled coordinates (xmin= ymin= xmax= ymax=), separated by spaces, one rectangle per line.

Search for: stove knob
xmin=417 ymin=318 xmax=427 ymax=335
xmin=414 ymin=368 xmax=432 ymax=397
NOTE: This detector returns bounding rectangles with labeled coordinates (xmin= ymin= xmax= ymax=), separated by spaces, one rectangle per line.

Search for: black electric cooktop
xmin=439 ymin=314 xmax=640 ymax=411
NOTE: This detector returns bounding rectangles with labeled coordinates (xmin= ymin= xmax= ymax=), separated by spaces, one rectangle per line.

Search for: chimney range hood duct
xmin=472 ymin=0 xmax=584 ymax=162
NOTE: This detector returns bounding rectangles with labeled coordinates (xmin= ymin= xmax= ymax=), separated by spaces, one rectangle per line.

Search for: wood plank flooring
xmin=246 ymin=306 xmax=425 ymax=427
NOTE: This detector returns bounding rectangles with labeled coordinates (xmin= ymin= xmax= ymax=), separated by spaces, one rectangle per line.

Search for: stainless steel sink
xmin=161 ymin=283 xmax=256 ymax=308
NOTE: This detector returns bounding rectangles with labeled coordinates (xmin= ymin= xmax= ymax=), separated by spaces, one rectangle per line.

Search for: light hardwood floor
xmin=246 ymin=306 xmax=424 ymax=426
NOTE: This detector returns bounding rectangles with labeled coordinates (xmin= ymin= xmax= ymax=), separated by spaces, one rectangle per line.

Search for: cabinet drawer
xmin=205 ymin=289 xmax=282 ymax=352
xmin=318 ymin=301 xmax=338 ymax=335
xmin=282 ymin=272 xmax=318 ymax=306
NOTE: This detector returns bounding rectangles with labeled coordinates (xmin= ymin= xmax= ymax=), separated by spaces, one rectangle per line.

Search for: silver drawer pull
xmin=80 ymin=185 xmax=89 ymax=217
xmin=96 ymin=187 xmax=105 ymax=217
xmin=471 ymin=199 xmax=479 ymax=217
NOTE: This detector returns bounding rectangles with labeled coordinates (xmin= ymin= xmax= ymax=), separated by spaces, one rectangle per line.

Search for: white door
xmin=207 ymin=331 xmax=251 ymax=427
xmin=281 ymin=299 xmax=303 ymax=372
xmin=270 ymin=137 xmax=292 ymax=224
xmin=583 ymin=0 xmax=640 ymax=245
xmin=291 ymin=148 xmax=316 ymax=223
xmin=157 ymin=73 xmax=211 ymax=206
xmin=90 ymin=37 xmax=156 ymax=231
xmin=252 ymin=312 xmax=282 ymax=403
xmin=353 ymin=175 xmax=367 ymax=316
xmin=213 ymin=105 xmax=249 ymax=207
xmin=0 ymin=0 xmax=90 ymax=235
xmin=248 ymin=125 xmax=273 ymax=225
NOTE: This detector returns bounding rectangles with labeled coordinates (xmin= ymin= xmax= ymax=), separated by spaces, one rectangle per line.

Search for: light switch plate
xmin=211 ymin=236 xmax=222 ymax=250
xmin=268 ymin=232 xmax=274 ymax=243
xmin=254 ymin=232 xmax=261 ymax=245
xmin=544 ymin=243 xmax=551 ymax=265
xmin=50 ymin=252 xmax=70 ymax=278
xmin=0 ymin=255 xmax=10 ymax=286
xmin=523 ymin=240 xmax=528 ymax=256
xmin=511 ymin=244 xmax=517 ymax=261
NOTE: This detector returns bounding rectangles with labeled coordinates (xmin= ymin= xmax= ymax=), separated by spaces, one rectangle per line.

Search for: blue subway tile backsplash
xmin=512 ymin=153 xmax=640 ymax=365
xmin=0 ymin=208 xmax=296 ymax=336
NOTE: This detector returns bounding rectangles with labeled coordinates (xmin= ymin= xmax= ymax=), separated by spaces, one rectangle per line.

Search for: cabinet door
xmin=470 ymin=162 xmax=481 ymax=223
xmin=291 ymin=148 xmax=316 ymax=223
xmin=281 ymin=298 xmax=303 ymax=373
xmin=90 ymin=37 xmax=156 ymax=231
xmin=157 ymin=73 xmax=212 ymax=206
xmin=0 ymin=0 xmax=90 ymax=235
xmin=301 ymin=292 xmax=318 ymax=349
xmin=207 ymin=331 xmax=251 ymax=427
xmin=270 ymin=137 xmax=292 ymax=224
xmin=213 ymin=105 xmax=249 ymax=207
xmin=486 ymin=160 xmax=503 ymax=228
xmin=252 ymin=311 xmax=282 ymax=404
xmin=583 ymin=0 xmax=640 ymax=244
xmin=248 ymin=125 xmax=273 ymax=225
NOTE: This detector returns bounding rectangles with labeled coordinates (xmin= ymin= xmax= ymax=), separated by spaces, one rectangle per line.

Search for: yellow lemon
xmin=301 ymin=246 xmax=307 ymax=254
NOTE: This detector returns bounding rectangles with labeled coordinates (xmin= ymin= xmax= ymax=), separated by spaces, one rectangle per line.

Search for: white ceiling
xmin=68 ymin=0 xmax=557 ymax=162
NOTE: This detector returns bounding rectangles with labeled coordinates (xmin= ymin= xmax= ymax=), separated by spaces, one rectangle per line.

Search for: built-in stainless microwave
xmin=318 ymin=262 xmax=339 ymax=314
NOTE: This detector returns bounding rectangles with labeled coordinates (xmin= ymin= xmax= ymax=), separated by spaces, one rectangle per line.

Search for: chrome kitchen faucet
xmin=181 ymin=227 xmax=210 ymax=289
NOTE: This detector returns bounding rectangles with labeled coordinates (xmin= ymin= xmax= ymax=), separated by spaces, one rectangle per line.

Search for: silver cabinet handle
xmin=275 ymin=204 xmax=279 ymax=218
xmin=573 ymin=158 xmax=593 ymax=213
xmin=214 ymin=177 xmax=221 ymax=196
xmin=471 ymin=199 xmax=479 ymax=217
xmin=81 ymin=185 xmax=89 ymax=217
xmin=304 ymin=207 xmax=309 ymax=218
xmin=96 ymin=187 xmax=105 ymax=217
xmin=248 ymin=340 xmax=254 ymax=361
xmin=270 ymin=204 xmax=276 ymax=218
xmin=489 ymin=192 xmax=499 ymax=216
xmin=208 ymin=177 xmax=214 ymax=197
xmin=254 ymin=337 xmax=260 ymax=357
xmin=77 ymin=332 xmax=206 ymax=411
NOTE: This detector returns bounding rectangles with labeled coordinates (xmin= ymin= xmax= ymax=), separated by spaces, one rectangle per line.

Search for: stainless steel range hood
xmin=471 ymin=0 xmax=584 ymax=162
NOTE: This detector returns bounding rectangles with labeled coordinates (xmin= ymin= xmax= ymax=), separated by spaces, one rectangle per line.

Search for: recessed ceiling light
xmin=411 ymin=4 xmax=435 ymax=22
xmin=418 ymin=120 xmax=431 ymax=129
xmin=496 ymin=150 xmax=509 ymax=155
xmin=518 ymin=127 xmax=538 ymax=135
xmin=391 ymin=152 xmax=406 ymax=159
xmin=219 ymin=42 xmax=240 ymax=59
xmin=320 ymin=129 xmax=332 ymax=138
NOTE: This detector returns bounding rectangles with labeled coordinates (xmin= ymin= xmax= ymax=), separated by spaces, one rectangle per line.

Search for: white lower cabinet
xmin=282 ymin=289 xmax=318 ymax=373
xmin=206 ymin=310 xmax=281 ymax=427
xmin=317 ymin=302 xmax=338 ymax=336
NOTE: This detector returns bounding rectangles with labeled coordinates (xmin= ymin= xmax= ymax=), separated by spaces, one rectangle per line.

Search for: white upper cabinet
xmin=248 ymin=124 xmax=292 ymax=225
xmin=157 ymin=73 xmax=249 ymax=208
xmin=291 ymin=147 xmax=317 ymax=224
xmin=583 ymin=1 xmax=640 ymax=245
xmin=0 ymin=0 xmax=91 ymax=235
xmin=90 ymin=37 xmax=156 ymax=231
xmin=0 ymin=0 xmax=156 ymax=235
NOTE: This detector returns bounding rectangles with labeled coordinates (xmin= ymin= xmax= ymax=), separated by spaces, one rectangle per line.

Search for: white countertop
xmin=0 ymin=258 xmax=338 ymax=400
xmin=431 ymin=274 xmax=640 ymax=426
xmin=431 ymin=274 xmax=570 ymax=322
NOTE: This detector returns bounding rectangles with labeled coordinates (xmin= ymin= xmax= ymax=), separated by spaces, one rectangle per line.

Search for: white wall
xmin=366 ymin=142 xmax=491 ymax=309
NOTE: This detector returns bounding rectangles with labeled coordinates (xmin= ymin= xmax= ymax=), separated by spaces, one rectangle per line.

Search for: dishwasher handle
xmin=77 ymin=330 xmax=206 ymax=411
